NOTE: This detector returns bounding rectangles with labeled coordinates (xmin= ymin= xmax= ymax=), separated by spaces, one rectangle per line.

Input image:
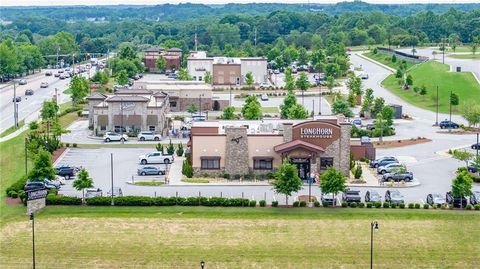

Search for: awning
xmin=274 ymin=140 xmax=325 ymax=154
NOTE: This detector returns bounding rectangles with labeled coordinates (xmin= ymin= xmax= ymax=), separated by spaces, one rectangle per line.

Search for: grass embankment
xmin=448 ymin=54 xmax=480 ymax=59
xmin=363 ymin=52 xmax=417 ymax=70
xmin=0 ymin=207 xmax=479 ymax=268
xmin=382 ymin=61 xmax=480 ymax=114
xmin=0 ymin=119 xmax=25 ymax=138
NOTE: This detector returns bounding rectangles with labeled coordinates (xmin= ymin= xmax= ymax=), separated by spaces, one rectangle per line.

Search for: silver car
xmin=137 ymin=166 xmax=165 ymax=176
xmin=137 ymin=131 xmax=162 ymax=141
xmin=377 ymin=163 xmax=405 ymax=174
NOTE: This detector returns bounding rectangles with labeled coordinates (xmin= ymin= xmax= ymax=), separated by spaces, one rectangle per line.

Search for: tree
xmin=284 ymin=67 xmax=295 ymax=92
xmin=245 ymin=71 xmax=254 ymax=86
xmin=241 ymin=95 xmax=262 ymax=120
xmin=91 ymin=71 xmax=109 ymax=85
xmin=451 ymin=170 xmax=473 ymax=208
xmin=272 ymin=160 xmax=302 ymax=206
xmin=280 ymin=92 xmax=297 ymax=119
xmin=70 ymin=75 xmax=89 ymax=105
xmin=288 ymin=104 xmax=308 ymax=119
xmin=347 ymin=90 xmax=356 ymax=107
xmin=326 ymin=76 xmax=335 ymax=93
xmin=361 ymin=88 xmax=374 ymax=116
xmin=450 ymin=92 xmax=459 ymax=107
xmin=332 ymin=99 xmax=353 ymax=118
xmin=40 ymin=100 xmax=59 ymax=135
xmin=186 ymin=103 xmax=198 ymax=116
xmin=405 ymin=74 xmax=413 ymax=87
xmin=452 ymin=150 xmax=474 ymax=168
xmin=395 ymin=69 xmax=403 ymax=79
xmin=346 ymin=75 xmax=362 ymax=97
xmin=411 ymin=48 xmax=417 ymax=56
xmin=222 ymin=106 xmax=235 ymax=120
xmin=419 ymin=85 xmax=427 ymax=96
xmin=115 ymin=70 xmax=129 ymax=85
xmin=462 ymin=101 xmax=480 ymax=127
xmin=156 ymin=56 xmax=166 ymax=72
xmin=371 ymin=97 xmax=385 ymax=117
xmin=178 ymin=68 xmax=192 ymax=81
xmin=319 ymin=166 xmax=347 ymax=206
xmin=295 ymin=72 xmax=310 ymax=104
xmin=297 ymin=47 xmax=309 ymax=66
xmin=182 ymin=159 xmax=193 ymax=178
xmin=73 ymin=168 xmax=94 ymax=204
xmin=374 ymin=106 xmax=394 ymax=141
xmin=391 ymin=54 xmax=397 ymax=63
xmin=204 ymin=71 xmax=212 ymax=84
xmin=28 ymin=149 xmax=56 ymax=181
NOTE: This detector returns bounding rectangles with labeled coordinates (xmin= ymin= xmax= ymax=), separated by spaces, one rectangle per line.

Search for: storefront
xmin=189 ymin=118 xmax=358 ymax=179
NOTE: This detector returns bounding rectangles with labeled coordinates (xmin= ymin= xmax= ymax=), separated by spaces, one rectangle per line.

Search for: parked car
xmin=24 ymin=181 xmax=45 ymax=191
xmin=167 ymin=73 xmax=178 ymax=79
xmin=103 ymin=132 xmax=128 ymax=142
xmin=85 ymin=188 xmax=103 ymax=198
xmin=44 ymin=179 xmax=61 ymax=189
xmin=18 ymin=79 xmax=27 ymax=85
xmin=64 ymin=73 xmax=70 ymax=78
xmin=138 ymin=152 xmax=174 ymax=165
xmin=369 ymin=157 xmax=398 ymax=168
xmin=360 ymin=73 xmax=369 ymax=79
xmin=45 ymin=71 xmax=53 ymax=76
xmin=467 ymin=161 xmax=479 ymax=173
xmin=382 ymin=171 xmax=413 ymax=182
xmin=273 ymin=69 xmax=280 ymax=74
xmin=40 ymin=82 xmax=49 ymax=88
xmin=25 ymin=89 xmax=34 ymax=96
xmin=55 ymin=165 xmax=77 ymax=179
xmin=137 ymin=166 xmax=166 ymax=176
xmin=470 ymin=191 xmax=480 ymax=205
xmin=58 ymin=69 xmax=64 ymax=73
xmin=12 ymin=96 xmax=21 ymax=102
xmin=107 ymin=187 xmax=123 ymax=197
xmin=446 ymin=191 xmax=468 ymax=208
xmin=261 ymin=94 xmax=269 ymax=101
xmin=342 ymin=189 xmax=361 ymax=203
xmin=385 ymin=190 xmax=405 ymax=204
xmin=426 ymin=193 xmax=446 ymax=207
xmin=132 ymin=74 xmax=140 ymax=80
xmin=259 ymin=82 xmax=272 ymax=89
xmin=54 ymin=73 xmax=60 ymax=78
xmin=365 ymin=190 xmax=382 ymax=203
xmin=321 ymin=193 xmax=337 ymax=206
xmin=439 ymin=120 xmax=459 ymax=129
xmin=137 ymin=131 xmax=162 ymax=141
xmin=471 ymin=143 xmax=480 ymax=150
xmin=351 ymin=119 xmax=362 ymax=126
xmin=377 ymin=163 xmax=404 ymax=175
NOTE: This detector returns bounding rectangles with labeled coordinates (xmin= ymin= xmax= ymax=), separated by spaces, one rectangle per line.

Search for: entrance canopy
xmin=274 ymin=140 xmax=325 ymax=154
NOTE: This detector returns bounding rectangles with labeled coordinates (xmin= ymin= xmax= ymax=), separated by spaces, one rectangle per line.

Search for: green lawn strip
xmin=381 ymin=61 xmax=480 ymax=114
xmin=363 ymin=52 xmax=417 ymax=70
xmin=234 ymin=106 xmax=279 ymax=113
xmin=0 ymin=119 xmax=25 ymax=138
xmin=63 ymin=88 xmax=72 ymax=94
xmin=134 ymin=181 xmax=165 ymax=186
xmin=448 ymin=54 xmax=480 ymax=59
xmin=76 ymin=143 xmax=183 ymax=149
xmin=181 ymin=178 xmax=210 ymax=183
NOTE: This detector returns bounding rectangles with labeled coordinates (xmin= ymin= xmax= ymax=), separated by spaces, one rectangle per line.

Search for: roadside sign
xmin=27 ymin=189 xmax=48 ymax=201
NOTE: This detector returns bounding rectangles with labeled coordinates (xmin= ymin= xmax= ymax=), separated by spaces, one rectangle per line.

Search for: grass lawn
xmin=363 ymin=52 xmax=417 ymax=70
xmin=0 ymin=119 xmax=25 ymax=138
xmin=382 ymin=61 xmax=480 ymax=114
xmin=134 ymin=181 xmax=165 ymax=186
xmin=0 ymin=206 xmax=479 ymax=268
xmin=448 ymin=54 xmax=480 ymax=59
xmin=181 ymin=178 xmax=210 ymax=183
xmin=234 ymin=106 xmax=279 ymax=113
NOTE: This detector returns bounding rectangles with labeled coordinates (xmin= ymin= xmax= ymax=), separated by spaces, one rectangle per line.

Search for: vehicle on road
xmin=24 ymin=181 xmax=45 ymax=191
xmin=470 ymin=191 xmax=480 ymax=205
xmin=107 ymin=187 xmax=123 ymax=197
xmin=259 ymin=82 xmax=272 ymax=89
xmin=44 ymin=179 xmax=61 ymax=189
xmin=137 ymin=131 xmax=162 ymax=141
xmin=351 ymin=119 xmax=362 ymax=126
xmin=85 ymin=188 xmax=103 ymax=198
xmin=360 ymin=73 xmax=369 ymax=79
xmin=365 ymin=190 xmax=382 ymax=203
xmin=25 ymin=89 xmax=34 ymax=96
xmin=426 ymin=193 xmax=446 ymax=207
xmin=55 ymin=165 xmax=77 ymax=179
xmin=12 ymin=96 xmax=21 ymax=102
xmin=64 ymin=73 xmax=70 ymax=78
xmin=137 ymin=166 xmax=166 ymax=176
xmin=382 ymin=171 xmax=413 ymax=182
xmin=342 ymin=189 xmax=361 ymax=203
xmin=439 ymin=120 xmax=459 ymax=129
xmin=369 ymin=157 xmax=398 ymax=168
xmin=18 ymin=79 xmax=27 ymax=85
xmin=59 ymin=74 xmax=66 ymax=80
xmin=377 ymin=163 xmax=405 ymax=174
xmin=471 ymin=143 xmax=480 ymax=150
xmin=103 ymin=132 xmax=128 ymax=142
xmin=54 ymin=73 xmax=60 ymax=77
xmin=385 ymin=190 xmax=404 ymax=204
xmin=45 ymin=71 xmax=53 ymax=76
xmin=446 ymin=191 xmax=468 ymax=208
xmin=321 ymin=193 xmax=337 ymax=206
xmin=40 ymin=82 xmax=49 ymax=88
xmin=273 ymin=69 xmax=280 ymax=74
xmin=138 ymin=152 xmax=174 ymax=165
xmin=261 ymin=94 xmax=269 ymax=101
xmin=58 ymin=69 xmax=64 ymax=73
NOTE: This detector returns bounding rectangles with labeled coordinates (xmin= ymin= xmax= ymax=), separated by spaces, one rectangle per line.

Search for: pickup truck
xmin=342 ymin=189 xmax=361 ymax=203
xmin=138 ymin=152 xmax=174 ymax=165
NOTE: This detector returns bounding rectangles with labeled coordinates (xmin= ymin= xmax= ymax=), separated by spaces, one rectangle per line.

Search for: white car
xmin=261 ymin=94 xmax=269 ymax=101
xmin=103 ymin=132 xmax=128 ymax=142
xmin=259 ymin=82 xmax=272 ymax=89
xmin=138 ymin=152 xmax=174 ymax=165
xmin=137 ymin=131 xmax=162 ymax=141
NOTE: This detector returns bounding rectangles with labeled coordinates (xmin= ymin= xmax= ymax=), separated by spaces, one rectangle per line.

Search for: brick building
xmin=143 ymin=47 xmax=182 ymax=72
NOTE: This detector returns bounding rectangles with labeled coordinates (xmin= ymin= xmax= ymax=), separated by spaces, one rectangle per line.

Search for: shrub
xmin=223 ymin=173 xmax=230 ymax=179
xmin=271 ymin=201 xmax=278 ymax=207
xmin=366 ymin=202 xmax=372 ymax=208
xmin=87 ymin=196 xmax=113 ymax=206
xmin=441 ymin=204 xmax=446 ymax=210
xmin=65 ymin=143 xmax=70 ymax=147
xmin=46 ymin=195 xmax=82 ymax=205
xmin=423 ymin=204 xmax=430 ymax=209
xmin=399 ymin=203 xmax=405 ymax=209
xmin=466 ymin=204 xmax=473 ymax=210
xmin=354 ymin=165 xmax=362 ymax=179
xmin=474 ymin=204 xmax=480 ymax=210
xmin=176 ymin=143 xmax=184 ymax=157
xmin=358 ymin=202 xmax=365 ymax=208
xmin=408 ymin=203 xmax=414 ymax=209
xmin=432 ymin=204 xmax=438 ymax=209
xmin=383 ymin=202 xmax=390 ymax=208
xmin=293 ymin=201 xmax=300 ymax=207
xmin=18 ymin=190 xmax=26 ymax=204
xmin=9 ymin=191 xmax=18 ymax=199
xmin=115 ymin=196 xmax=154 ymax=206
xmin=322 ymin=201 xmax=330 ymax=207
xmin=341 ymin=202 xmax=348 ymax=208
xmin=249 ymin=200 xmax=257 ymax=207
xmin=166 ymin=140 xmax=175 ymax=155
xmin=350 ymin=202 xmax=358 ymax=208
xmin=299 ymin=201 xmax=307 ymax=207
xmin=390 ymin=202 xmax=397 ymax=208
xmin=314 ymin=201 xmax=320 ymax=207
xmin=259 ymin=200 xmax=266 ymax=207
xmin=72 ymin=143 xmax=77 ymax=148
xmin=182 ymin=159 xmax=193 ymax=178
xmin=6 ymin=175 xmax=28 ymax=196
xmin=414 ymin=203 xmax=421 ymax=209
xmin=374 ymin=202 xmax=382 ymax=208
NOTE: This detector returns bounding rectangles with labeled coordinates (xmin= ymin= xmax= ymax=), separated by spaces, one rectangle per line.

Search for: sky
xmin=1 ymin=0 xmax=479 ymax=7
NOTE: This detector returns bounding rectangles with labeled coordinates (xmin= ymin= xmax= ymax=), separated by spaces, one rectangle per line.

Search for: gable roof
xmin=274 ymin=140 xmax=325 ymax=154
xmin=86 ymin=93 xmax=108 ymax=100
xmin=106 ymin=96 xmax=150 ymax=102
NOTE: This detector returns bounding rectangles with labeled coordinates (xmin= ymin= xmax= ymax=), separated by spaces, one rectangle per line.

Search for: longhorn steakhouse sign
xmin=26 ymin=188 xmax=48 ymax=215
xmin=292 ymin=121 xmax=341 ymax=149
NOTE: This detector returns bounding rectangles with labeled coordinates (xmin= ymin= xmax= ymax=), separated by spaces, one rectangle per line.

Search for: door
xmin=150 ymin=153 xmax=161 ymax=163
xmin=290 ymin=158 xmax=310 ymax=181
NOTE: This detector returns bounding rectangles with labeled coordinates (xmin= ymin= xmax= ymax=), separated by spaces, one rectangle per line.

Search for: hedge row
xmin=86 ymin=196 xmax=254 ymax=207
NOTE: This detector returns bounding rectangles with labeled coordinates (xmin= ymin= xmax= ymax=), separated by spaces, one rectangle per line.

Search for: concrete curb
xmin=124 ymin=182 xmax=420 ymax=188
xmin=53 ymin=147 xmax=71 ymax=166
xmin=356 ymin=53 xmax=396 ymax=73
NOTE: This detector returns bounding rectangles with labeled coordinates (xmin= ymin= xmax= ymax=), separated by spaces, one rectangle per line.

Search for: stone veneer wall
xmin=224 ymin=127 xmax=249 ymax=176
xmin=283 ymin=123 xmax=293 ymax=142
xmin=339 ymin=123 xmax=352 ymax=175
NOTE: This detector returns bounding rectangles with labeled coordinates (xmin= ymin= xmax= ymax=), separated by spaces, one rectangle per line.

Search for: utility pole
xmin=56 ymin=45 xmax=60 ymax=68
xmin=435 ymin=85 xmax=439 ymax=126
xmin=30 ymin=213 xmax=36 ymax=269
xmin=54 ymin=88 xmax=58 ymax=103
xmin=13 ymin=80 xmax=18 ymax=128
xmin=312 ymin=99 xmax=315 ymax=117
xmin=110 ymin=153 xmax=114 ymax=206
xmin=254 ymin=27 xmax=257 ymax=48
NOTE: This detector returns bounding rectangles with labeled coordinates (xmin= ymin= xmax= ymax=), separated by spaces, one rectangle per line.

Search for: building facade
xmin=143 ymin=47 xmax=182 ymax=72
xmin=189 ymin=118 xmax=354 ymax=179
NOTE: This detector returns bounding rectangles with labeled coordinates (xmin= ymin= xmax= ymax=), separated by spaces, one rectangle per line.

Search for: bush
xmin=223 ymin=173 xmax=230 ymax=179
xmin=423 ymin=204 xmax=430 ymax=209
xmin=354 ymin=165 xmax=362 ymax=179
xmin=441 ymin=204 xmax=446 ymax=210
xmin=474 ymin=204 xmax=480 ymax=210
xmin=322 ymin=201 xmax=330 ymax=207
xmin=390 ymin=202 xmax=397 ymax=208
xmin=72 ymin=143 xmax=77 ymax=148
xmin=350 ymin=202 xmax=358 ymax=208
xmin=374 ymin=201 xmax=382 ymax=208
xmin=414 ymin=203 xmax=421 ymax=209
xmin=314 ymin=201 xmax=320 ymax=207
xmin=293 ymin=201 xmax=300 ymax=207
xmin=358 ymin=202 xmax=365 ymax=208
xmin=166 ymin=140 xmax=175 ymax=155
xmin=466 ymin=204 xmax=473 ymax=210
xmin=87 ymin=196 xmax=113 ymax=206
xmin=299 ymin=201 xmax=307 ymax=207
xmin=176 ymin=143 xmax=184 ymax=157
xmin=408 ymin=203 xmax=414 ymax=209
xmin=249 ymin=200 xmax=257 ymax=207
xmin=399 ymin=203 xmax=405 ymax=209
xmin=341 ymin=202 xmax=348 ymax=208
xmin=6 ymin=175 xmax=28 ymax=196
xmin=432 ymin=204 xmax=438 ymax=209
xmin=259 ymin=200 xmax=266 ymax=207
xmin=366 ymin=202 xmax=372 ymax=208
xmin=9 ymin=191 xmax=18 ymax=198
xmin=18 ymin=190 xmax=26 ymax=204
xmin=182 ymin=159 xmax=194 ymax=178
xmin=46 ymin=195 xmax=82 ymax=205
xmin=271 ymin=201 xmax=278 ymax=207
xmin=65 ymin=143 xmax=70 ymax=147
xmin=383 ymin=202 xmax=390 ymax=208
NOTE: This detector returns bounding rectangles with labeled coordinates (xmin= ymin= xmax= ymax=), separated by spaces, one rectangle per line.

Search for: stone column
xmin=224 ymin=127 xmax=249 ymax=176
xmin=283 ymin=123 xmax=293 ymax=142
xmin=339 ymin=123 xmax=352 ymax=175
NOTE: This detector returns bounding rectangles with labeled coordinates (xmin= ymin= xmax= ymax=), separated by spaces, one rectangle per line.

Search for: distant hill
xmin=1 ymin=2 xmax=479 ymax=21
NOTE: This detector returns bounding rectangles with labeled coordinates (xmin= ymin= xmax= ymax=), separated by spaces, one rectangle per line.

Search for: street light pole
xmin=449 ymin=90 xmax=453 ymax=132
xmin=110 ymin=153 xmax=114 ymax=206
xmin=435 ymin=86 xmax=439 ymax=126
xmin=318 ymin=86 xmax=322 ymax=115
xmin=370 ymin=221 xmax=379 ymax=269
xmin=13 ymin=80 xmax=18 ymax=128
xmin=312 ymin=99 xmax=315 ymax=118
xmin=30 ymin=213 xmax=36 ymax=269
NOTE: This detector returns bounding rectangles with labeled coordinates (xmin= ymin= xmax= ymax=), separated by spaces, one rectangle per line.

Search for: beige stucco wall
xmin=192 ymin=136 xmax=227 ymax=168
xmin=247 ymin=136 xmax=283 ymax=168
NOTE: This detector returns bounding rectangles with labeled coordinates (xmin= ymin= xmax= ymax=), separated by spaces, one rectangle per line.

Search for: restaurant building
xmin=188 ymin=117 xmax=373 ymax=179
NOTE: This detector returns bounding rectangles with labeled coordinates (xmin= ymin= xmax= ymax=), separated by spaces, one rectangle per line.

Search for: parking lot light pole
xmin=110 ymin=153 xmax=114 ymax=206
xmin=435 ymin=86 xmax=439 ymax=126
xmin=200 ymin=260 xmax=205 ymax=269
xmin=24 ymin=137 xmax=28 ymax=176
xmin=318 ymin=86 xmax=322 ymax=115
xmin=370 ymin=221 xmax=379 ymax=269
xmin=30 ymin=213 xmax=36 ymax=269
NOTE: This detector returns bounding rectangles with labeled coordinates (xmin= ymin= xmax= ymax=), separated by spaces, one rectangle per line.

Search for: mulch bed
xmin=374 ymin=138 xmax=432 ymax=148
xmin=6 ymin=197 xmax=22 ymax=205
xmin=52 ymin=147 xmax=67 ymax=163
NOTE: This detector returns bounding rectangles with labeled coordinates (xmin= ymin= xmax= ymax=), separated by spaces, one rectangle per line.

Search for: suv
xmin=137 ymin=166 xmax=166 ymax=176
xmin=138 ymin=152 xmax=174 ymax=165
xmin=470 ymin=191 xmax=480 ymax=205
xmin=382 ymin=171 xmax=413 ymax=182
xmin=103 ymin=132 xmax=128 ymax=142
xmin=365 ymin=190 xmax=382 ymax=203
xmin=44 ymin=179 xmax=61 ymax=189
xmin=426 ymin=193 xmax=446 ymax=207
xmin=385 ymin=190 xmax=404 ymax=204
xmin=377 ymin=163 xmax=405 ymax=175
xmin=472 ymin=143 xmax=480 ymax=150
xmin=446 ymin=191 xmax=468 ymax=208
xmin=25 ymin=89 xmax=34 ymax=96
xmin=56 ymin=166 xmax=77 ymax=179
xmin=24 ymin=181 xmax=45 ymax=191
xmin=369 ymin=157 xmax=398 ymax=168
xmin=18 ymin=79 xmax=27 ymax=85
xmin=321 ymin=193 xmax=337 ymax=206
xmin=439 ymin=120 xmax=459 ymax=129
xmin=342 ymin=189 xmax=361 ymax=203
xmin=137 ymin=131 xmax=162 ymax=141
xmin=45 ymin=71 xmax=53 ymax=76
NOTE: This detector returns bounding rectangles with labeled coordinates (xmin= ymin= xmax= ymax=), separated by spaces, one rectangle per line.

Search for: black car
xmin=439 ymin=120 xmax=459 ymax=129
xmin=342 ymin=189 xmax=361 ymax=203
xmin=426 ymin=193 xmax=446 ymax=207
xmin=369 ymin=157 xmax=398 ymax=168
xmin=469 ymin=191 xmax=480 ymax=205
xmin=472 ymin=143 xmax=480 ymax=150
xmin=365 ymin=190 xmax=382 ymax=203
xmin=467 ymin=162 xmax=479 ymax=173
xmin=12 ymin=96 xmax=21 ymax=102
xmin=54 ymin=73 xmax=60 ymax=77
xmin=446 ymin=191 xmax=468 ymax=208
xmin=45 ymin=71 xmax=53 ymax=76
xmin=385 ymin=190 xmax=404 ymax=204
xmin=24 ymin=181 xmax=45 ymax=191
xmin=55 ymin=166 xmax=77 ymax=179
xmin=25 ymin=89 xmax=34 ymax=96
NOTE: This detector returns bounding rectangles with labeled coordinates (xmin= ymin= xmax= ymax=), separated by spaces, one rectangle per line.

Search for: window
xmin=170 ymin=101 xmax=177 ymax=108
xmin=100 ymin=126 xmax=106 ymax=131
xmin=193 ymin=76 xmax=197 ymax=80
xmin=199 ymin=76 xmax=202 ymax=81
xmin=254 ymin=158 xmax=273 ymax=170
xmin=149 ymin=126 xmax=156 ymax=131
xmin=320 ymin=157 xmax=334 ymax=170
xmin=201 ymin=157 xmax=220 ymax=170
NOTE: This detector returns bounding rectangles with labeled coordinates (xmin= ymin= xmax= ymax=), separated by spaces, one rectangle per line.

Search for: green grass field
xmin=381 ymin=61 xmax=480 ymax=114
xmin=0 ymin=206 xmax=479 ymax=268
xmin=448 ymin=54 xmax=480 ymax=59
xmin=0 ymin=120 xmax=25 ymax=138
xmin=234 ymin=106 xmax=279 ymax=113
xmin=363 ymin=52 xmax=417 ymax=70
